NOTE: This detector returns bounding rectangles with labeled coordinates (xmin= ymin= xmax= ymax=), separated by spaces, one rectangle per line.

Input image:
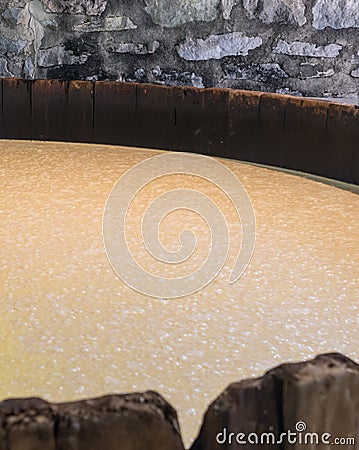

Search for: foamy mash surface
xmin=1 ymin=140 xmax=358 ymax=446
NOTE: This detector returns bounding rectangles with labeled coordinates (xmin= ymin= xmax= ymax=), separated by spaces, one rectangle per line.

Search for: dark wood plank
xmin=282 ymin=98 xmax=329 ymax=177
xmin=67 ymin=80 xmax=94 ymax=143
xmin=172 ymin=86 xmax=205 ymax=154
xmin=93 ymin=81 xmax=136 ymax=146
xmin=227 ymin=90 xmax=263 ymax=163
xmin=0 ymin=79 xmax=3 ymax=139
xmin=135 ymin=83 xmax=175 ymax=151
xmin=201 ymin=88 xmax=229 ymax=157
xmin=350 ymin=107 xmax=359 ymax=185
xmin=32 ymin=79 xmax=68 ymax=141
xmin=2 ymin=78 xmax=32 ymax=140
xmin=257 ymin=93 xmax=287 ymax=167
xmin=325 ymin=103 xmax=358 ymax=183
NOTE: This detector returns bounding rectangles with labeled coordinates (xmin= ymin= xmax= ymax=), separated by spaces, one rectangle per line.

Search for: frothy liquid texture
xmin=1 ymin=140 xmax=358 ymax=446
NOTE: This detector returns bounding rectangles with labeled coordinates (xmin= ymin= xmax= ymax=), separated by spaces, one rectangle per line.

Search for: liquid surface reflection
xmin=1 ymin=140 xmax=358 ymax=447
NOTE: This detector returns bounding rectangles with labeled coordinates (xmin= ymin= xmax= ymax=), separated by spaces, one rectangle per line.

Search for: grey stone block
xmin=243 ymin=0 xmax=306 ymax=26
xmin=177 ymin=32 xmax=262 ymax=61
xmin=55 ymin=392 xmax=185 ymax=450
xmin=274 ymin=40 xmax=343 ymax=58
xmin=108 ymin=41 xmax=159 ymax=55
xmin=191 ymin=353 xmax=359 ymax=450
xmin=0 ymin=392 xmax=184 ymax=450
xmin=42 ymin=0 xmax=107 ymax=16
xmin=144 ymin=0 xmax=219 ymax=27
xmin=73 ymin=15 xmax=137 ymax=32
xmin=221 ymin=0 xmax=236 ymax=20
xmin=0 ymin=36 xmax=27 ymax=55
xmin=38 ymin=46 xmax=90 ymax=67
xmin=0 ymin=398 xmax=55 ymax=450
xmin=313 ymin=0 xmax=359 ymax=29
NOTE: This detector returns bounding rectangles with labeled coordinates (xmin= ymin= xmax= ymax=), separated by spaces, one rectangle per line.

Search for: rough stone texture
xmin=0 ymin=36 xmax=27 ymax=55
xmin=0 ymin=0 xmax=358 ymax=100
xmin=108 ymin=41 xmax=159 ymax=55
xmin=312 ymin=0 xmax=359 ymax=30
xmin=177 ymin=33 xmax=263 ymax=60
xmin=191 ymin=353 xmax=359 ymax=450
xmin=150 ymin=67 xmax=205 ymax=87
xmin=0 ymin=57 xmax=13 ymax=76
xmin=274 ymin=354 xmax=359 ymax=450
xmin=221 ymin=0 xmax=236 ymax=19
xmin=274 ymin=40 xmax=343 ymax=58
xmin=0 ymin=398 xmax=56 ymax=450
xmin=38 ymin=46 xmax=90 ymax=67
xmin=144 ymin=0 xmax=219 ymax=27
xmin=42 ymin=0 xmax=108 ymax=15
xmin=73 ymin=16 xmax=137 ymax=32
xmin=55 ymin=392 xmax=184 ymax=450
xmin=0 ymin=392 xmax=185 ymax=450
xmin=308 ymin=68 xmax=335 ymax=78
xmin=2 ymin=7 xmax=30 ymax=26
xmin=243 ymin=0 xmax=307 ymax=25
xmin=351 ymin=68 xmax=359 ymax=78
xmin=223 ymin=62 xmax=288 ymax=91
xmin=123 ymin=67 xmax=205 ymax=88
xmin=299 ymin=63 xmax=335 ymax=79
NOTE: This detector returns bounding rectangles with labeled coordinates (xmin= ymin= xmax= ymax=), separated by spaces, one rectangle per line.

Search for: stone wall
xmin=0 ymin=0 xmax=358 ymax=99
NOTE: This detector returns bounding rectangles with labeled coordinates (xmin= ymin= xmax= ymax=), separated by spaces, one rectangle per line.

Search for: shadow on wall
xmin=0 ymin=0 xmax=359 ymax=98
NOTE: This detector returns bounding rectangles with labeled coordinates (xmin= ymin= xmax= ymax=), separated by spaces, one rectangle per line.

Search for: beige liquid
xmin=1 ymin=140 xmax=358 ymax=447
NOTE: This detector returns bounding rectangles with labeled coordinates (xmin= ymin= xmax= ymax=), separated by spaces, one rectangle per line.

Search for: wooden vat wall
xmin=0 ymin=78 xmax=358 ymax=184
